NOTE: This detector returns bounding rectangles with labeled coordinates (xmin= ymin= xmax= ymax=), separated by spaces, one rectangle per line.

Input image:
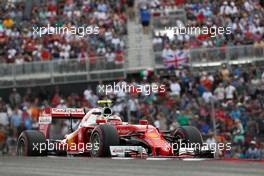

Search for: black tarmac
xmin=0 ymin=157 xmax=263 ymax=176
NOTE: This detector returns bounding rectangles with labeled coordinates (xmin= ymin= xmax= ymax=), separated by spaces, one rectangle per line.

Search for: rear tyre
xmin=17 ymin=130 xmax=47 ymax=156
xmin=90 ymin=124 xmax=119 ymax=157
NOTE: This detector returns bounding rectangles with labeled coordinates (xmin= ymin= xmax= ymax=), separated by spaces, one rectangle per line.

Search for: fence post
xmin=188 ymin=49 xmax=193 ymax=68
xmin=210 ymin=97 xmax=218 ymax=159
xmin=50 ymin=60 xmax=54 ymax=84
xmin=86 ymin=57 xmax=90 ymax=81
xmin=226 ymin=46 xmax=231 ymax=68
xmin=12 ymin=64 xmax=16 ymax=87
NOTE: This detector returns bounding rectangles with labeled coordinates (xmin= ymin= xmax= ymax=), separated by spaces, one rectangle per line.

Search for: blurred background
xmin=0 ymin=0 xmax=264 ymax=159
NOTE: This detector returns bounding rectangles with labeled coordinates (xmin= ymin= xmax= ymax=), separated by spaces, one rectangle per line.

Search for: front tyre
xmin=90 ymin=124 xmax=119 ymax=157
xmin=17 ymin=130 xmax=47 ymax=156
xmin=172 ymin=126 xmax=203 ymax=145
xmin=172 ymin=126 xmax=215 ymax=158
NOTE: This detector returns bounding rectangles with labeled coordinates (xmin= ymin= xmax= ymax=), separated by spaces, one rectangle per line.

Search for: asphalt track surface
xmin=0 ymin=157 xmax=263 ymax=176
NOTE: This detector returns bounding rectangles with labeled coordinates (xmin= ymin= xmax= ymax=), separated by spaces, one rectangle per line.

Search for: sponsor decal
xmin=110 ymin=146 xmax=146 ymax=157
xmin=51 ymin=108 xmax=84 ymax=114
xmin=39 ymin=115 xmax=52 ymax=124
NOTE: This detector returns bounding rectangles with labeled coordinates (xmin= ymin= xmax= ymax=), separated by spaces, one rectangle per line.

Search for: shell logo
xmin=146 ymin=132 xmax=159 ymax=138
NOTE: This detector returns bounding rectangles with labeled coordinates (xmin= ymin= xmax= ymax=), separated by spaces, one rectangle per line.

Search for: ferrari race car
xmin=17 ymin=100 xmax=214 ymax=158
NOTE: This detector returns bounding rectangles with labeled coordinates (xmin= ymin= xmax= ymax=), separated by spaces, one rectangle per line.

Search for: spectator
xmin=10 ymin=106 xmax=22 ymax=137
xmin=220 ymin=65 xmax=230 ymax=82
xmin=128 ymin=96 xmax=139 ymax=119
xmin=225 ymin=82 xmax=236 ymax=100
xmin=127 ymin=0 xmax=135 ymax=20
xmin=177 ymin=111 xmax=189 ymax=126
xmin=162 ymin=44 xmax=174 ymax=69
xmin=246 ymin=141 xmax=262 ymax=159
xmin=206 ymin=131 xmax=216 ymax=145
xmin=220 ymin=1 xmax=232 ymax=16
xmin=232 ymin=119 xmax=245 ymax=144
xmin=200 ymin=120 xmax=210 ymax=135
xmin=140 ymin=6 xmax=151 ymax=34
xmin=21 ymin=107 xmax=32 ymax=130
xmin=0 ymin=98 xmax=9 ymax=127
xmin=256 ymin=113 xmax=264 ymax=141
xmin=105 ymin=48 xmax=116 ymax=69
xmin=57 ymin=99 xmax=67 ymax=109
xmin=214 ymin=83 xmax=225 ymax=101
xmin=170 ymin=77 xmax=181 ymax=96
xmin=154 ymin=112 xmax=167 ymax=130
xmin=202 ymin=88 xmax=213 ymax=104
xmin=9 ymin=88 xmax=21 ymax=108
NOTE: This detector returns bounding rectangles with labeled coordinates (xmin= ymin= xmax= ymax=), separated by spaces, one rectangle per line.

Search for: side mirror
xmin=96 ymin=119 xmax=107 ymax=124
xmin=139 ymin=120 xmax=148 ymax=125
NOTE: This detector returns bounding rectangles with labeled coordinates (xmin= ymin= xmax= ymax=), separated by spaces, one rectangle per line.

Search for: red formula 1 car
xmin=17 ymin=100 xmax=214 ymax=158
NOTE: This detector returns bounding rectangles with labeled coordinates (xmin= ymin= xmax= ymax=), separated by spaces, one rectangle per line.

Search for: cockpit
xmin=79 ymin=107 xmax=122 ymax=127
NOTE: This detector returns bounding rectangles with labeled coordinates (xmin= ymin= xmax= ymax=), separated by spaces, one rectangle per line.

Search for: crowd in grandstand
xmin=148 ymin=0 xmax=264 ymax=67
xmin=0 ymin=0 xmax=127 ymax=68
xmin=1 ymin=64 xmax=264 ymax=159
xmin=152 ymin=0 xmax=264 ymax=49
xmin=1 ymin=0 xmax=264 ymax=68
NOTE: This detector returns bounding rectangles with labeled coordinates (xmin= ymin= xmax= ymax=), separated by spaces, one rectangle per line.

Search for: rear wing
xmin=39 ymin=107 xmax=86 ymax=124
xmin=50 ymin=108 xmax=85 ymax=118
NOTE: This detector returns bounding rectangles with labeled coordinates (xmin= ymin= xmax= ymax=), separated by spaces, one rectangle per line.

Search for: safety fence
xmin=154 ymin=45 xmax=264 ymax=69
xmin=0 ymin=45 xmax=264 ymax=88
xmin=0 ymin=57 xmax=126 ymax=88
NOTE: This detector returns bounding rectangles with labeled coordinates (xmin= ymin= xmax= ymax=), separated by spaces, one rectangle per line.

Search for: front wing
xmin=109 ymin=146 xmax=215 ymax=158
